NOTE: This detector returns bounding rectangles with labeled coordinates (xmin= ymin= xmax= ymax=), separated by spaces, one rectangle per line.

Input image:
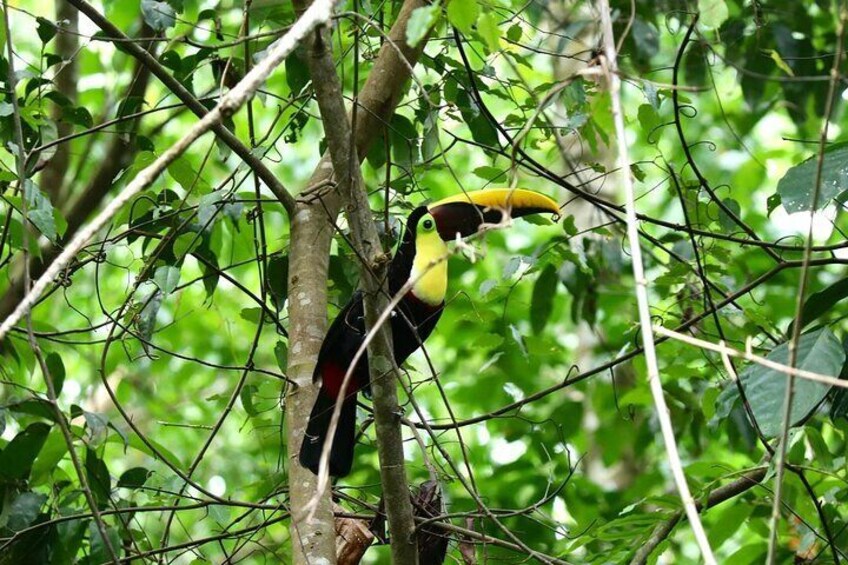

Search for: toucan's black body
xmin=299 ymin=208 xmax=443 ymax=477
xmin=298 ymin=190 xmax=559 ymax=477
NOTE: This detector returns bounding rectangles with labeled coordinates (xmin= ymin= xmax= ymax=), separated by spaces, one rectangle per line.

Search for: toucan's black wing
xmin=313 ymin=290 xmax=366 ymax=386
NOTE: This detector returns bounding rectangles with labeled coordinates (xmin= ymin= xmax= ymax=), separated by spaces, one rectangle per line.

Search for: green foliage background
xmin=1 ymin=0 xmax=847 ymax=563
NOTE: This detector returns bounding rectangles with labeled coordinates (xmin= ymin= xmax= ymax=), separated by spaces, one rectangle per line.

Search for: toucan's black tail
xmin=299 ymin=387 xmax=357 ymax=477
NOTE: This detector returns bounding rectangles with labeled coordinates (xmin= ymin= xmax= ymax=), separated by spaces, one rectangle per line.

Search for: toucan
xmin=299 ymin=189 xmax=560 ymax=477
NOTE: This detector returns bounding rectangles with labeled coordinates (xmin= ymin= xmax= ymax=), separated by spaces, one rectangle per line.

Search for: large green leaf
xmin=739 ymin=328 xmax=844 ymax=437
xmin=530 ymin=264 xmax=558 ymax=334
xmin=24 ymin=181 xmax=57 ymax=242
xmin=6 ymin=491 xmax=46 ymax=532
xmin=776 ymin=143 xmax=848 ymax=212
xmin=0 ymin=422 xmax=51 ymax=480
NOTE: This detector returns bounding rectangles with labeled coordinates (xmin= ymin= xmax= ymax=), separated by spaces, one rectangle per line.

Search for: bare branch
xmin=655 ymin=326 xmax=848 ymax=389
xmin=596 ymin=2 xmax=716 ymax=562
xmin=768 ymin=7 xmax=848 ymax=563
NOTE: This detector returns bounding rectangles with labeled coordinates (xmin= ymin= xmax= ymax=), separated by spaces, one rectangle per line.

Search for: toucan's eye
xmin=422 ymin=219 xmax=434 ymax=231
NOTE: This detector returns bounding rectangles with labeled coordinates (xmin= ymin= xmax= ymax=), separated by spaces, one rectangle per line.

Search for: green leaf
xmin=697 ymin=0 xmax=729 ymax=29
xmin=0 ymin=422 xmax=51 ymax=480
xmin=766 ymin=49 xmax=795 ymax=76
xmin=240 ymin=384 xmax=259 ymax=416
xmin=30 ymin=428 xmax=67 ymax=484
xmin=562 ymin=215 xmax=578 ymax=237
xmin=738 ymin=328 xmax=844 ymax=437
xmin=44 ymin=351 xmax=65 ymax=396
xmin=285 ymin=50 xmax=310 ymax=95
xmin=476 ymin=12 xmax=500 ymax=52
xmin=266 ymin=255 xmax=289 ymax=311
xmin=531 ymin=264 xmax=558 ymax=333
xmin=208 ymin=504 xmax=231 ymax=525
xmin=636 ymin=104 xmax=660 ymax=137
xmin=766 ymin=193 xmax=781 ymax=216
xmin=776 ymin=143 xmax=848 ymax=213
xmin=83 ymin=410 xmax=109 ymax=448
xmin=63 ymin=106 xmax=94 ymax=128
xmin=85 ymin=448 xmax=111 ymax=508
xmin=173 ymin=232 xmax=201 ymax=258
xmin=707 ymin=502 xmax=752 ymax=549
xmin=274 ymin=341 xmax=288 ymax=372
xmin=89 ymin=522 xmax=120 ymax=564
xmin=7 ymin=492 xmax=46 ymax=532
xmin=53 ymin=518 xmax=87 ymax=563
xmin=422 ymin=110 xmax=440 ymax=161
xmin=137 ymin=289 xmax=163 ymax=341
xmin=24 ymin=181 xmax=57 ymax=242
xmin=153 ymin=265 xmax=180 ymax=295
xmin=717 ymin=198 xmax=741 ymax=231
xmin=168 ymin=156 xmax=207 ymax=192
xmin=509 ymin=324 xmax=528 ymax=358
xmin=506 ymin=24 xmax=522 ymax=42
xmin=118 ymin=466 xmax=152 ymax=489
xmin=406 ymin=4 xmax=439 ymax=48
xmin=447 ymin=0 xmax=478 ymax=35
xmin=240 ymin=307 xmax=263 ymax=324
xmin=472 ymin=166 xmax=504 ymax=182
xmin=792 ymin=278 xmax=848 ymax=332
xmin=4 ymin=398 xmax=59 ymax=423
xmin=141 ymin=0 xmax=176 ymax=31
xmin=390 ymin=114 xmax=419 ymax=165
xmin=197 ymin=190 xmax=223 ymax=228
xmin=35 ymin=18 xmax=56 ymax=44
xmin=456 ymin=88 xmax=498 ymax=146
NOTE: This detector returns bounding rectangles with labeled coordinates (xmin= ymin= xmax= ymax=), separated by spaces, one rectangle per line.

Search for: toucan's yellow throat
xmin=410 ymin=212 xmax=449 ymax=306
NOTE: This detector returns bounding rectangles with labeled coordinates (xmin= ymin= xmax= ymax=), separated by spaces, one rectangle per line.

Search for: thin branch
xmin=655 ymin=326 xmax=848 ymax=389
xmin=596 ymin=2 xmax=716 ymax=563
xmin=769 ymin=6 xmax=848 ymax=563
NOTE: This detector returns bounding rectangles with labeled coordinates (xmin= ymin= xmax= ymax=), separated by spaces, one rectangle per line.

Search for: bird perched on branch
xmin=299 ymin=189 xmax=560 ymax=477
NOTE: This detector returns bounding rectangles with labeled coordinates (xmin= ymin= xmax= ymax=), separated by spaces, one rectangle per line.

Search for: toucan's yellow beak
xmin=427 ymin=188 xmax=559 ymax=241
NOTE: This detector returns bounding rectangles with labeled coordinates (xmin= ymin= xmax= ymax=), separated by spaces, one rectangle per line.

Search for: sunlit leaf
xmin=777 ymin=143 xmax=848 ymax=212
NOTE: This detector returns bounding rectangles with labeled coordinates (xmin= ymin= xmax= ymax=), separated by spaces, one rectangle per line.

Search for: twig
xmin=0 ymin=0 xmax=338 ymax=341
xmin=654 ymin=326 xmax=848 ymax=389
xmin=596 ymin=2 xmax=716 ymax=563
xmin=768 ymin=6 xmax=848 ymax=563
